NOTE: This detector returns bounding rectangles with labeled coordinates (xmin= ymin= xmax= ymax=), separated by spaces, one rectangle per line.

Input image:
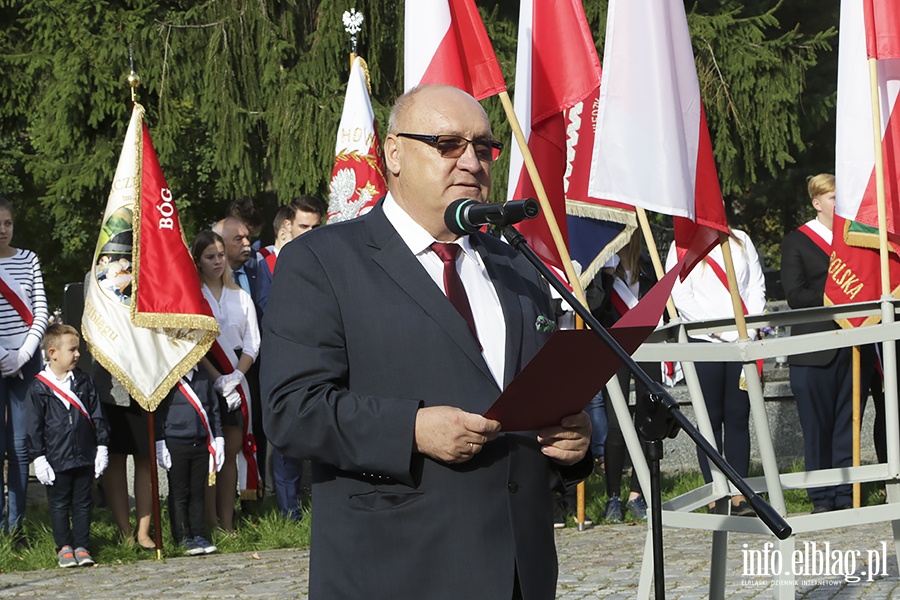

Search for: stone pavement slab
xmin=0 ymin=520 xmax=898 ymax=598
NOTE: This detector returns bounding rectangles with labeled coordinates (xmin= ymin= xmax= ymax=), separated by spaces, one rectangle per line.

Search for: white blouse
xmin=202 ymin=284 xmax=260 ymax=361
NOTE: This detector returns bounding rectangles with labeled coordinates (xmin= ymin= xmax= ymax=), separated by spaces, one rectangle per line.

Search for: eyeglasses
xmin=397 ymin=133 xmax=503 ymax=162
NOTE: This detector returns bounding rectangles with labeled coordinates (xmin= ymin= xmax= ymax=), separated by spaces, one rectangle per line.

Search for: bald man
xmin=262 ymin=85 xmax=591 ymax=600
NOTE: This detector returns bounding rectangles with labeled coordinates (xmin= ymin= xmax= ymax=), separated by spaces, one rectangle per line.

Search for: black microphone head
xmin=445 ymin=198 xmax=480 ymax=236
xmin=521 ymin=198 xmax=540 ymax=219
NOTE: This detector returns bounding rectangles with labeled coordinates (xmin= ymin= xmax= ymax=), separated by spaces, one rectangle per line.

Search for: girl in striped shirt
xmin=0 ymin=197 xmax=49 ymax=536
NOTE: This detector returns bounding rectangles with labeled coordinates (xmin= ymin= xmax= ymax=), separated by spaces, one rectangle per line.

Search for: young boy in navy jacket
xmin=26 ymin=324 xmax=109 ymax=568
xmin=155 ymin=366 xmax=224 ymax=555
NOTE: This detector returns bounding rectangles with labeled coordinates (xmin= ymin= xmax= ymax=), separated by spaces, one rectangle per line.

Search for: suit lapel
xmin=365 ymin=206 xmax=496 ymax=387
xmin=474 ymin=238 xmax=524 ymax=389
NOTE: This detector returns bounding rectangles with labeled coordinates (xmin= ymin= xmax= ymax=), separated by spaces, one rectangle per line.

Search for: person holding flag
xmin=0 ymin=196 xmax=49 ymax=539
xmin=192 ymin=231 xmax=260 ymax=533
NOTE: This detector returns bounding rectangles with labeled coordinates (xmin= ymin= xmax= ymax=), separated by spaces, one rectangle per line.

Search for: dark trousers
xmin=272 ymin=449 xmax=303 ymax=519
xmin=790 ymin=347 xmax=853 ymax=508
xmin=603 ymin=365 xmax=654 ymax=497
xmin=167 ymin=443 xmax=209 ymax=542
xmin=694 ymin=358 xmax=751 ymax=483
xmin=47 ymin=465 xmax=93 ymax=551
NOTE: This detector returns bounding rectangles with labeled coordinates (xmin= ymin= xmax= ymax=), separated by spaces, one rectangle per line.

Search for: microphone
xmin=444 ymin=198 xmax=540 ymax=236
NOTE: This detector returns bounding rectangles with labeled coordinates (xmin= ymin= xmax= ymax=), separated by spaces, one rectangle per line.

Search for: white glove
xmin=94 ymin=445 xmax=109 ymax=479
xmin=156 ymin=440 xmax=172 ymax=471
xmin=212 ymin=374 xmax=229 ymax=394
xmin=215 ymin=437 xmax=225 ymax=472
xmin=34 ymin=455 xmax=55 ymax=486
xmin=214 ymin=371 xmax=244 ymax=396
xmin=224 ymin=388 xmax=242 ymax=412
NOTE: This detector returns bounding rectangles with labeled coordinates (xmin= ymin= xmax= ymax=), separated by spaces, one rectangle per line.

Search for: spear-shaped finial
xmin=343 ymin=8 xmax=364 ymax=65
xmin=126 ymin=45 xmax=141 ymax=102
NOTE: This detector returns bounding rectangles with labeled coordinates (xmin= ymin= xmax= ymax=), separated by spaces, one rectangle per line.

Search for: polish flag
xmin=588 ymin=0 xmax=729 ymax=276
xmin=506 ymin=0 xmax=605 ymax=277
xmin=827 ymin=0 xmax=900 ymax=326
xmin=836 ymin=0 xmax=900 ymax=238
xmin=327 ymin=56 xmax=387 ymax=224
xmin=404 ymin=0 xmax=506 ymax=99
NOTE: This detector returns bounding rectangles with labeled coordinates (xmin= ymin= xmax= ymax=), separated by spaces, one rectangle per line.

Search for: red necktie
xmin=431 ymin=243 xmax=480 ymax=346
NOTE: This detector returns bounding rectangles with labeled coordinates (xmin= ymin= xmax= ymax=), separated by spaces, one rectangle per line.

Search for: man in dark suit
xmin=261 ymin=85 xmax=591 ymax=599
xmin=781 ymin=173 xmax=855 ymax=512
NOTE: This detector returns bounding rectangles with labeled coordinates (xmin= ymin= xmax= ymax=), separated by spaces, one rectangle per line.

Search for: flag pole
xmin=498 ymin=92 xmax=587 ymax=306
xmin=636 ymin=208 xmax=679 ymax=320
xmin=127 ymin=65 xmax=163 ymax=559
xmin=498 ymin=90 xmax=592 ymax=526
xmin=866 ymin=55 xmax=892 ymax=503
xmin=867 ymin=58 xmax=891 ymax=298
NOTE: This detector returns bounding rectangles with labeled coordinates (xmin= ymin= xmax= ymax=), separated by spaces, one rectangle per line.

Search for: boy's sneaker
xmin=626 ymin=495 xmax=648 ymax=521
xmin=57 ymin=545 xmax=77 ymax=568
xmin=73 ymin=547 xmax=94 ymax=567
xmin=195 ymin=536 xmax=217 ymax=554
xmin=604 ymin=496 xmax=623 ymax=523
xmin=181 ymin=538 xmax=205 ymax=556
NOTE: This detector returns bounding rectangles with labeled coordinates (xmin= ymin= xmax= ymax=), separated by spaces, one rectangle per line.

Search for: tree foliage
xmin=0 ymin=0 xmax=839 ymax=303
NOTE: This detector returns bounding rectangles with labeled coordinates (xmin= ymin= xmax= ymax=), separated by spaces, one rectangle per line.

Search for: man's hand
xmin=537 ymin=411 xmax=591 ymax=466
xmin=414 ymin=406 xmax=501 ymax=464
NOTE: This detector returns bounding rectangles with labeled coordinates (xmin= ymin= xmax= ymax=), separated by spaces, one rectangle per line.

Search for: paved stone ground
xmin=1 ymin=519 xmax=899 ymax=598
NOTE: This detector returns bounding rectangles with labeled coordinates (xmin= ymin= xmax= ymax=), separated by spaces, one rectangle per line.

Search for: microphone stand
xmin=500 ymin=225 xmax=791 ymax=599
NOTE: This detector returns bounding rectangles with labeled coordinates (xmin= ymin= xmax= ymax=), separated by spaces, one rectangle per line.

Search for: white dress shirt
xmin=383 ymin=194 xmax=507 ymax=386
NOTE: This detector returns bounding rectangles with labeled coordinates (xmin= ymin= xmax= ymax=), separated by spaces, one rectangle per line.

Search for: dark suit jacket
xmin=261 ymin=202 xmax=590 ymax=600
xmin=781 ymin=228 xmax=837 ymax=366
xmin=241 ymin=254 xmax=272 ymax=320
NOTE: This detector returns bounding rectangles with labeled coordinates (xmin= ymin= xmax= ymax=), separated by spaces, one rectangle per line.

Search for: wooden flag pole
xmin=636 ymin=208 xmax=679 ymax=320
xmin=867 ymin=58 xmax=891 ymax=298
xmin=497 ymin=91 xmax=587 ymax=306
xmin=497 ymin=91 xmax=591 ymax=527
xmin=147 ymin=410 xmax=163 ymax=559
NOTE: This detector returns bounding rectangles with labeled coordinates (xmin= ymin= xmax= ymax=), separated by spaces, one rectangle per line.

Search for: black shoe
xmin=811 ymin=505 xmax=832 ymax=514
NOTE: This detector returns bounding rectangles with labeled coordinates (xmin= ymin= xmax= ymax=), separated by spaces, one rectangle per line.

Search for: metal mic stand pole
xmin=501 ymin=225 xmax=791 ymax=599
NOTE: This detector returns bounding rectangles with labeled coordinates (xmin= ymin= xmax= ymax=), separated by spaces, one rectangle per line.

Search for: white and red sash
xmin=610 ymin=277 xmax=639 ymax=318
xmin=177 ymin=377 xmax=217 ymax=480
xmin=35 ymin=371 xmax=93 ymax=428
xmin=206 ymin=340 xmax=259 ymax=498
xmin=704 ymin=254 xmax=764 ymax=376
xmin=798 ymin=223 xmax=831 ymax=256
xmin=0 ymin=264 xmax=33 ymax=327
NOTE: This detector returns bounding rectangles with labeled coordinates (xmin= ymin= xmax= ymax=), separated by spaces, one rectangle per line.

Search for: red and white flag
xmin=82 ymin=104 xmax=218 ymax=410
xmin=588 ymin=0 xmax=728 ymax=276
xmin=827 ymin=0 xmax=900 ymax=326
xmin=328 ymin=56 xmax=387 ymax=223
xmin=404 ymin=0 xmax=506 ymax=99
xmin=506 ymin=0 xmax=606 ymax=278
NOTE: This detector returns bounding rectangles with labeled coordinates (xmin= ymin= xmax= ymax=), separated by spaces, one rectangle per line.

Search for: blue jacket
xmin=26 ymin=368 xmax=109 ymax=472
